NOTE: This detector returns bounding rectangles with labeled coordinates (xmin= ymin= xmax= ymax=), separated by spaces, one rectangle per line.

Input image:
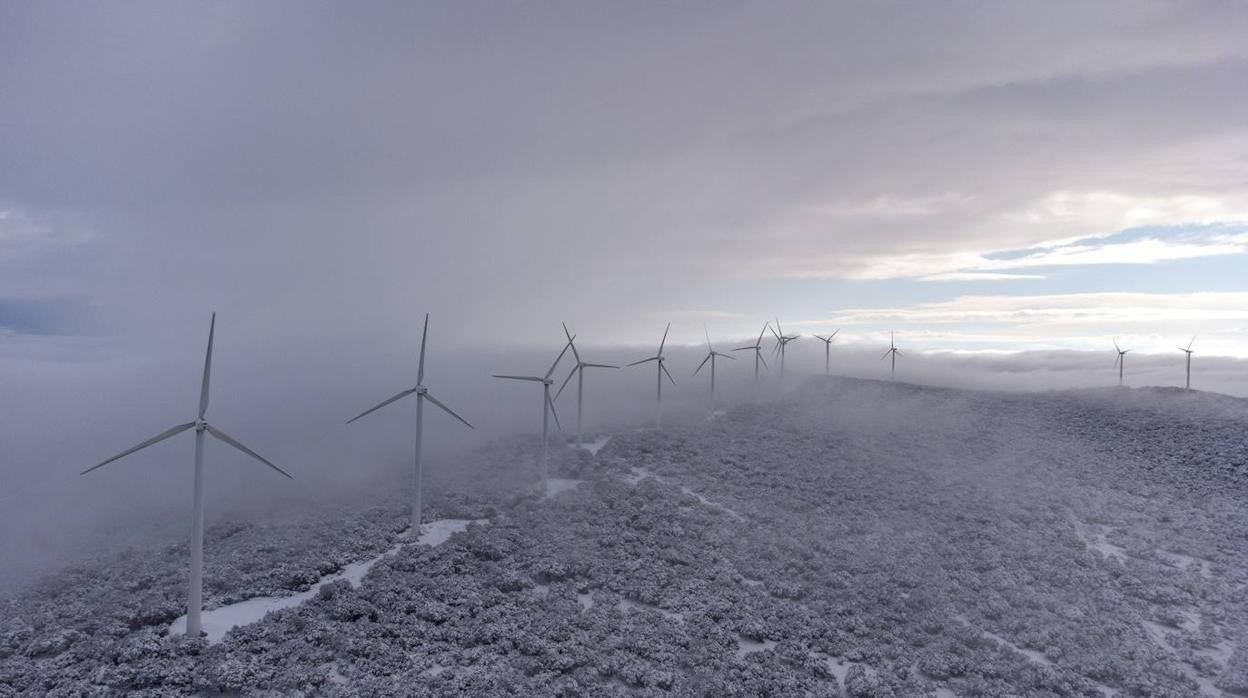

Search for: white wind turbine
xmin=81 ymin=313 xmax=292 ymax=638
xmin=731 ymin=323 xmax=770 ymax=383
xmin=881 ymin=331 xmax=902 ymax=380
xmin=1113 ymin=339 xmax=1131 ymax=387
xmin=813 ymin=329 xmax=840 ymax=375
xmin=693 ymin=326 xmax=735 ymax=409
xmin=769 ymin=318 xmax=800 ymax=377
xmin=347 ymin=313 xmax=474 ymax=532
xmin=628 ymin=323 xmax=677 ymax=429
xmin=1178 ymin=337 xmax=1195 ymax=390
xmin=494 ymin=337 xmax=573 ymax=484
xmin=554 ymin=322 xmax=618 ymax=448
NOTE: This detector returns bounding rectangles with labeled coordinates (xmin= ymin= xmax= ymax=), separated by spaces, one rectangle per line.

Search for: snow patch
xmin=954 ymin=614 xmax=1052 ymax=667
xmin=617 ymin=597 xmax=684 ymax=622
xmin=584 ymin=436 xmax=611 ymax=455
xmin=623 ymin=467 xmax=744 ymax=520
xmin=169 ymin=518 xmax=486 ymax=643
xmin=545 ymin=478 xmax=583 ymax=497
xmin=735 ymin=635 xmax=777 ymax=658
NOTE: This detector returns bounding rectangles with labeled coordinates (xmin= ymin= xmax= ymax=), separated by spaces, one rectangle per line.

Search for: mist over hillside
xmin=5 ymin=334 xmax=1247 ymax=590
xmin=3 ymin=376 xmax=1247 ymax=695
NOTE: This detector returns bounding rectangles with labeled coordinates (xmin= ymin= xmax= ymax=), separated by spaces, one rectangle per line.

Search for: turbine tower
xmin=1113 ymin=339 xmax=1131 ymax=387
xmin=693 ymin=326 xmax=735 ymax=409
xmin=769 ymin=318 xmax=800 ymax=377
xmin=813 ymin=329 xmax=840 ymax=375
xmin=494 ymin=337 xmax=573 ymax=484
xmin=347 ymin=313 xmax=474 ymax=532
xmin=554 ymin=322 xmax=618 ymax=448
xmin=1179 ymin=337 xmax=1195 ymax=390
xmin=628 ymin=323 xmax=676 ymax=429
xmin=881 ymin=331 xmax=902 ymax=380
xmin=732 ymin=323 xmax=770 ymax=383
xmin=82 ymin=313 xmax=292 ymax=638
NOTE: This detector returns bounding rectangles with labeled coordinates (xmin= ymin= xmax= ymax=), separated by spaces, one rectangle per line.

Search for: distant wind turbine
xmin=732 ymin=323 xmax=770 ymax=383
xmin=554 ymin=322 xmax=618 ymax=448
xmin=494 ymin=337 xmax=573 ymax=484
xmin=813 ymin=329 xmax=840 ymax=375
xmin=347 ymin=313 xmax=473 ymax=532
xmin=693 ymin=326 xmax=735 ymax=408
xmin=1113 ymin=339 xmax=1131 ymax=387
xmin=881 ymin=331 xmax=902 ymax=380
xmin=769 ymin=318 xmax=800 ymax=377
xmin=81 ymin=313 xmax=292 ymax=638
xmin=628 ymin=323 xmax=676 ymax=429
xmin=1179 ymin=337 xmax=1195 ymax=390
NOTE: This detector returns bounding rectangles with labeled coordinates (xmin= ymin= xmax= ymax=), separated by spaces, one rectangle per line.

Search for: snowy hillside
xmin=3 ymin=377 xmax=1247 ymax=696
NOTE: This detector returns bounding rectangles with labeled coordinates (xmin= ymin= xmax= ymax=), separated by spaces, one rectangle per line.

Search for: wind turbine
xmin=1113 ymin=339 xmax=1131 ymax=387
xmin=813 ymin=329 xmax=840 ymax=375
xmin=493 ymin=337 xmax=573 ymax=484
xmin=881 ymin=331 xmax=902 ymax=380
xmin=769 ymin=318 xmax=800 ymax=377
xmin=81 ymin=313 xmax=291 ymax=638
xmin=347 ymin=313 xmax=474 ymax=532
xmin=628 ymin=323 xmax=676 ymax=429
xmin=554 ymin=322 xmax=618 ymax=448
xmin=1179 ymin=337 xmax=1195 ymax=390
xmin=693 ymin=326 xmax=735 ymax=409
xmin=732 ymin=323 xmax=770 ymax=383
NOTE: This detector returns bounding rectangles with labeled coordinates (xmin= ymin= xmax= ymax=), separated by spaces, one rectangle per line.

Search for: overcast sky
xmin=5 ymin=1 xmax=1248 ymax=583
xmin=3 ymin=1 xmax=1248 ymax=358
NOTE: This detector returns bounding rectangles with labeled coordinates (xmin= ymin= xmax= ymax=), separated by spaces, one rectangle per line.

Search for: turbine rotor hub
xmin=194 ymin=418 xmax=208 ymax=431
xmin=416 ymin=386 xmax=428 ymax=396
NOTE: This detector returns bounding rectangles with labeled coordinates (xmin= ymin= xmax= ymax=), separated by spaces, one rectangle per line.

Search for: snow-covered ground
xmin=3 ymin=377 xmax=1248 ymax=696
xmin=166 ymin=518 xmax=487 ymax=643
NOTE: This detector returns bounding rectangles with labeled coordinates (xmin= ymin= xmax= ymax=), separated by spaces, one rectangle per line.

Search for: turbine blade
xmin=627 ymin=357 xmax=658 ymax=366
xmin=1187 ymin=336 xmax=1196 ymax=350
xmin=424 ymin=392 xmax=474 ymax=429
xmin=562 ymin=322 xmax=581 ymax=363
xmin=731 ymin=345 xmax=754 ymax=351
xmin=658 ymin=322 xmax=670 ymax=355
xmin=757 ymin=324 xmax=768 ymax=344
xmin=704 ymin=325 xmax=712 ymax=351
xmin=417 ymin=313 xmax=430 ymax=385
xmin=81 ymin=422 xmax=196 ymax=475
xmin=881 ymin=349 xmax=891 ymax=360
xmin=831 ymin=329 xmax=840 ymax=338
xmin=583 ymin=363 xmax=618 ymax=369
xmin=555 ymin=365 xmax=577 ymax=400
xmin=199 ymin=313 xmax=216 ymax=419
xmin=546 ymin=339 xmax=574 ymax=380
xmin=716 ymin=352 xmax=736 ymax=360
xmin=768 ymin=324 xmax=782 ymax=341
xmin=757 ymin=351 xmax=769 ymax=370
xmin=346 ymin=388 xmax=417 ymax=424
xmin=493 ymin=375 xmax=545 ymax=382
xmin=546 ymin=392 xmax=562 ymax=431
xmin=814 ymin=335 xmax=827 ymax=342
xmin=661 ymin=362 xmax=677 ymax=385
xmin=693 ymin=353 xmax=710 ymax=376
xmin=205 ymin=424 xmax=292 ymax=479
